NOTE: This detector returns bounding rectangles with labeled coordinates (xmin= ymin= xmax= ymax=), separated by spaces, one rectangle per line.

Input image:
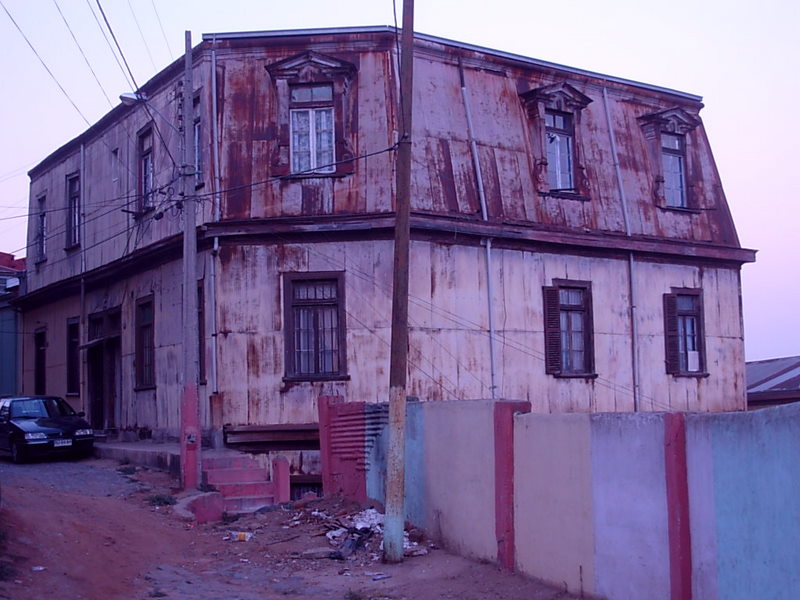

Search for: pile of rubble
xmin=222 ymin=496 xmax=434 ymax=564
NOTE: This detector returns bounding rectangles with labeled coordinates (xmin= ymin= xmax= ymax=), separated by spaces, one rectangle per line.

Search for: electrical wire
xmin=0 ymin=0 xmax=92 ymax=126
xmin=84 ymin=0 xmax=133 ymax=90
xmin=95 ymin=0 xmax=177 ymax=169
xmin=149 ymin=0 xmax=173 ymax=61
xmin=52 ymin=0 xmax=114 ymax=108
xmin=126 ymin=0 xmax=157 ymax=72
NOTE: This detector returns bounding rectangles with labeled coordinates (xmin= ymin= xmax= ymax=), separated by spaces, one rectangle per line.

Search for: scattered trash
xmin=229 ymin=531 xmax=254 ymax=542
xmin=301 ymin=547 xmax=335 ymax=559
xmin=31 ymin=566 xmax=46 ymax=572
xmin=371 ymin=573 xmax=392 ymax=581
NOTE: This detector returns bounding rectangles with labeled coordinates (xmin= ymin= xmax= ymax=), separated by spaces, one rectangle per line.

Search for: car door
xmin=0 ymin=400 xmax=12 ymax=452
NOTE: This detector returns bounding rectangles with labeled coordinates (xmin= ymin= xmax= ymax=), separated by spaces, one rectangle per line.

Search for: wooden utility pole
xmin=180 ymin=30 xmax=201 ymax=490
xmin=384 ymin=0 xmax=414 ymax=564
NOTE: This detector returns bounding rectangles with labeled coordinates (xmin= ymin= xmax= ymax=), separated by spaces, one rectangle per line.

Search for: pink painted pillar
xmin=494 ymin=401 xmax=531 ymax=571
xmin=665 ymin=412 xmax=692 ymax=600
xmin=272 ymin=456 xmax=291 ymax=504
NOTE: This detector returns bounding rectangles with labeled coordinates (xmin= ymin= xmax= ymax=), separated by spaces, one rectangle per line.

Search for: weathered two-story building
xmin=19 ymin=27 xmax=754 ymax=442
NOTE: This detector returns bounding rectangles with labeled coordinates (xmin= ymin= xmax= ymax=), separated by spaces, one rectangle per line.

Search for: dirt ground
xmin=0 ymin=456 xmax=578 ymax=600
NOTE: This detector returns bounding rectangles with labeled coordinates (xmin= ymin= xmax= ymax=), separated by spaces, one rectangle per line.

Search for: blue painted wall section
xmin=703 ymin=403 xmax=800 ymax=600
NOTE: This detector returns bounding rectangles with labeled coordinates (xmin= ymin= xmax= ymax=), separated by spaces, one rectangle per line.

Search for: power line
xmin=94 ymin=0 xmax=177 ymax=168
xmin=150 ymin=0 xmax=173 ymax=61
xmin=0 ymin=0 xmax=92 ymax=126
xmin=126 ymin=0 xmax=157 ymax=72
xmin=52 ymin=0 xmax=114 ymax=108
xmin=84 ymin=0 xmax=133 ymax=90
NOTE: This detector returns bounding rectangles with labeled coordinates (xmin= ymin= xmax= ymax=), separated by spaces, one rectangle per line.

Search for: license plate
xmin=54 ymin=439 xmax=72 ymax=447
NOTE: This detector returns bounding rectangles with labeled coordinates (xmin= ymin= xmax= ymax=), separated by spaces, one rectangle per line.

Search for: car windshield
xmin=10 ymin=398 xmax=77 ymax=419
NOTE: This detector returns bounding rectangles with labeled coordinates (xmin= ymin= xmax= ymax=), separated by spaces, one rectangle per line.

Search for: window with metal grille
xmin=289 ymin=84 xmax=335 ymax=174
xmin=66 ymin=173 xmax=80 ymax=248
xmin=545 ymin=110 xmax=575 ymax=191
xmin=543 ymin=280 xmax=594 ymax=376
xmin=661 ymin=133 xmax=686 ymax=208
xmin=284 ymin=273 xmax=346 ymax=379
xmin=664 ymin=289 xmax=705 ymax=375
xmin=135 ymin=297 xmax=155 ymax=388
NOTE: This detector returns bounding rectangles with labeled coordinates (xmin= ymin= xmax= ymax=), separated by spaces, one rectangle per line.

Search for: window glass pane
xmin=311 ymin=84 xmax=333 ymax=102
xmin=560 ymin=288 xmax=583 ymax=306
xmin=676 ymin=295 xmax=696 ymax=312
xmin=291 ymin=110 xmax=311 ymax=173
xmin=315 ymin=108 xmax=335 ymax=169
xmin=661 ymin=133 xmax=682 ymax=151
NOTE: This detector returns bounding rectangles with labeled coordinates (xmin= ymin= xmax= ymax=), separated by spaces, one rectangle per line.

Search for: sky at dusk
xmin=0 ymin=0 xmax=797 ymax=361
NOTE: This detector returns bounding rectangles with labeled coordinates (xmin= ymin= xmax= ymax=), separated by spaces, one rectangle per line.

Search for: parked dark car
xmin=0 ymin=396 xmax=94 ymax=463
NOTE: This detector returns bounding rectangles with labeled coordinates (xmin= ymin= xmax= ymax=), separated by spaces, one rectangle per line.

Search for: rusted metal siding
xmin=209 ymin=238 xmax=744 ymax=429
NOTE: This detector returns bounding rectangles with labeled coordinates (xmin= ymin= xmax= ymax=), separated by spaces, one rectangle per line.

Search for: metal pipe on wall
xmin=459 ymin=58 xmax=498 ymax=400
xmin=603 ymin=86 xmax=641 ymax=411
xmin=209 ymin=35 xmax=221 ymax=395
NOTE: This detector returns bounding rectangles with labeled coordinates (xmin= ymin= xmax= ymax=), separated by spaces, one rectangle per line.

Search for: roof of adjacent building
xmin=746 ymin=356 xmax=800 ymax=403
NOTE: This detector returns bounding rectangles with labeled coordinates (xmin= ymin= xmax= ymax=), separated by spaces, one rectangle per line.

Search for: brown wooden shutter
xmin=584 ymin=284 xmax=594 ymax=374
xmin=543 ymin=286 xmax=561 ymax=374
xmin=663 ymin=293 xmax=679 ymax=374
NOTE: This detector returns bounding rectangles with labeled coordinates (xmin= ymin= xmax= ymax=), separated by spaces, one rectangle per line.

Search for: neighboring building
xmin=0 ymin=252 xmax=25 ymax=396
xmin=18 ymin=27 xmax=755 ymax=443
xmin=746 ymin=356 xmax=800 ymax=409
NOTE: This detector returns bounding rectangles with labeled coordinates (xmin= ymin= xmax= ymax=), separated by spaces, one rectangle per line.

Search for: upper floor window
xmin=545 ymin=110 xmax=574 ymax=191
xmin=138 ymin=128 xmax=155 ymax=211
xmin=520 ymin=82 xmax=592 ymax=199
xmin=639 ymin=107 xmax=700 ymax=210
xmin=266 ymin=51 xmax=357 ymax=179
xmin=664 ymin=289 xmax=705 ymax=375
xmin=35 ymin=195 xmax=47 ymax=263
xmin=283 ymin=272 xmax=347 ymax=380
xmin=66 ymin=173 xmax=80 ymax=248
xmin=661 ymin=133 xmax=686 ymax=208
xmin=290 ymin=84 xmax=335 ymax=174
xmin=193 ymin=95 xmax=203 ymax=188
xmin=543 ymin=280 xmax=594 ymax=376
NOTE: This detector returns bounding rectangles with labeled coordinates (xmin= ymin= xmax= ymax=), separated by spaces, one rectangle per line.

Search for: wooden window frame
xmin=543 ymin=279 xmax=596 ymax=377
xmin=137 ymin=126 xmax=155 ymax=213
xmin=135 ymin=295 xmax=156 ymax=389
xmin=520 ymin=82 xmax=593 ymax=200
xmin=283 ymin=272 xmax=348 ymax=382
xmin=289 ymin=83 xmax=336 ymax=175
xmin=638 ymin=107 xmax=701 ymax=212
xmin=65 ymin=172 xmax=81 ymax=249
xmin=66 ymin=317 xmax=80 ymax=396
xmin=35 ymin=194 xmax=47 ymax=264
xmin=266 ymin=51 xmax=357 ymax=179
xmin=663 ymin=288 xmax=707 ymax=377
xmin=193 ymin=93 xmax=204 ymax=189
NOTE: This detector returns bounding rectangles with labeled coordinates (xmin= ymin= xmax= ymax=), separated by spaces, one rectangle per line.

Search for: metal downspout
xmin=459 ymin=58 xmax=497 ymax=400
xmin=603 ymin=86 xmax=640 ymax=411
xmin=210 ymin=36 xmax=221 ymax=394
xmin=79 ymin=143 xmax=87 ymax=409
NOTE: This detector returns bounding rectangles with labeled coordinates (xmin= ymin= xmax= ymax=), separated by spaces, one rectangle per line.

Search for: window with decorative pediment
xmin=521 ymin=82 xmax=593 ymax=199
xmin=638 ymin=107 xmax=700 ymax=210
xmin=266 ymin=51 xmax=357 ymax=178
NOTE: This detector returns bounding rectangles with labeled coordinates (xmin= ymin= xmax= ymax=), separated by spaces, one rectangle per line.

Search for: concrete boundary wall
xmin=320 ymin=398 xmax=800 ymax=600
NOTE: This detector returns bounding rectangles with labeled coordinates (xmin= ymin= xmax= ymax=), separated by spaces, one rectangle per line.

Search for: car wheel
xmin=11 ymin=441 xmax=25 ymax=464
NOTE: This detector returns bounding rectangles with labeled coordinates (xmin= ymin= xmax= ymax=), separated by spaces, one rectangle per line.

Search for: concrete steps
xmin=202 ymin=453 xmax=290 ymax=516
